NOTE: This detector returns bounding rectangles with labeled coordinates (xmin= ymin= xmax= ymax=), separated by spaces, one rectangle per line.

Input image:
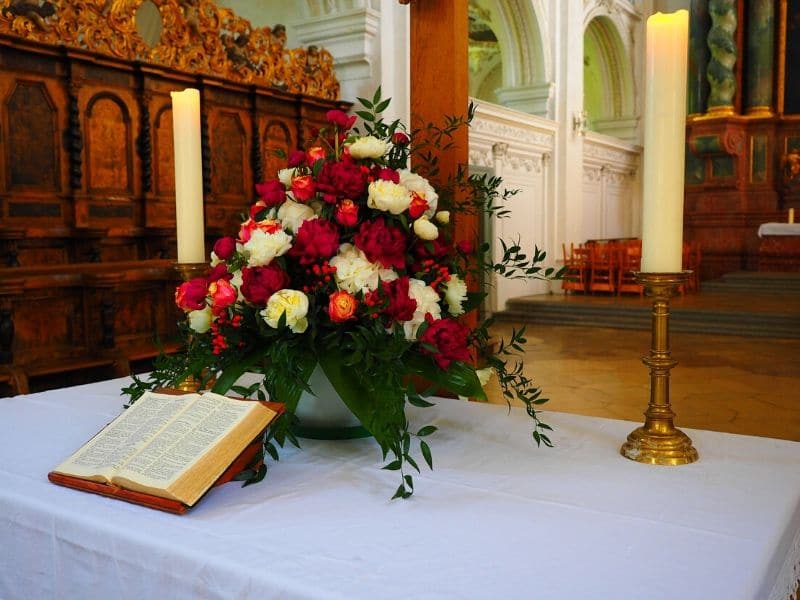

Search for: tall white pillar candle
xmin=640 ymin=10 xmax=689 ymax=272
xmin=171 ymin=88 xmax=205 ymax=264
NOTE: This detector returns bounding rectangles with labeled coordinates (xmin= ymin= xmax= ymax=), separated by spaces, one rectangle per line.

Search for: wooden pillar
xmin=408 ymin=1 xmax=477 ymax=327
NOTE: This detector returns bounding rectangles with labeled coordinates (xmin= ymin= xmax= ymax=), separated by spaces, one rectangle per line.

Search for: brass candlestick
xmin=620 ymin=271 xmax=699 ymax=466
xmin=173 ymin=261 xmax=208 ymax=393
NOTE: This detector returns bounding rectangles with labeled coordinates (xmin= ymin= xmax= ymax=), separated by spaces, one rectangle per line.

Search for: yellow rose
xmin=260 ymin=289 xmax=309 ymax=333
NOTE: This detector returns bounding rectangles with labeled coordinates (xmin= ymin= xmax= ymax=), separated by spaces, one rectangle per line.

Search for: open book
xmin=49 ymin=390 xmax=282 ymax=510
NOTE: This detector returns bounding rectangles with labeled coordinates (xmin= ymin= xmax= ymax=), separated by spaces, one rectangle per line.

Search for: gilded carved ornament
xmin=0 ymin=0 xmax=340 ymax=101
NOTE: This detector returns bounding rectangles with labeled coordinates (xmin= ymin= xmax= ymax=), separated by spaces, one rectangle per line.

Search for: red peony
xmin=354 ymin=219 xmax=408 ymax=270
xmin=207 ymin=263 xmax=234 ymax=283
xmin=370 ymin=166 xmax=400 ymax=183
xmin=240 ymin=264 xmax=290 ymax=305
xmin=328 ymin=290 xmax=358 ymax=323
xmin=367 ymin=276 xmax=416 ymax=324
xmin=317 ymin=157 xmax=368 ymax=203
xmin=326 ymin=109 xmax=357 ymax=130
xmin=334 ymin=199 xmax=359 ymax=227
xmin=419 ymin=316 xmax=472 ymax=369
xmin=413 ymin=236 xmax=451 ymax=260
xmin=457 ymin=239 xmax=475 ymax=255
xmin=287 ymin=150 xmax=307 ymax=168
xmin=289 ymin=218 xmax=340 ymax=265
xmin=255 ymin=180 xmax=287 ymax=207
xmin=175 ymin=277 xmax=208 ymax=311
xmin=213 ymin=236 xmax=237 ymax=261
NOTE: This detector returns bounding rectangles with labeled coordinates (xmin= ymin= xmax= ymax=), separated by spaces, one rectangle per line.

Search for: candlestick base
xmin=620 ymin=271 xmax=698 ymax=466
xmin=174 ymin=262 xmax=208 ymax=282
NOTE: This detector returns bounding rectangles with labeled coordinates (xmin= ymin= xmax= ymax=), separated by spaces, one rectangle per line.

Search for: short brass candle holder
xmin=620 ymin=271 xmax=699 ymax=466
xmin=173 ymin=261 xmax=209 ymax=393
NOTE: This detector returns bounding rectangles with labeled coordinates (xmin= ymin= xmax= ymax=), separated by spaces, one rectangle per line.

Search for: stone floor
xmin=484 ymin=321 xmax=800 ymax=442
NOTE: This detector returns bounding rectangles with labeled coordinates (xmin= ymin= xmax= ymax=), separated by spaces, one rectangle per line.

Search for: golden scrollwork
xmin=0 ymin=0 xmax=340 ymax=100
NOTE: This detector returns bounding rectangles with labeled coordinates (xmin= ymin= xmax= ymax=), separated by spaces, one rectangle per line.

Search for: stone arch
xmin=469 ymin=0 xmax=551 ymax=117
xmin=582 ymin=14 xmax=636 ymax=139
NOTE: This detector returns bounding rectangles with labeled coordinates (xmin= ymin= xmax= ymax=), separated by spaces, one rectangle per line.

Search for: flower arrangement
xmin=125 ymin=89 xmax=561 ymax=499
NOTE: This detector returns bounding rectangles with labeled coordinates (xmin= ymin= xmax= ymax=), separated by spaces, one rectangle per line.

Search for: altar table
xmin=757 ymin=223 xmax=800 ymax=271
xmin=1 ymin=378 xmax=799 ymax=600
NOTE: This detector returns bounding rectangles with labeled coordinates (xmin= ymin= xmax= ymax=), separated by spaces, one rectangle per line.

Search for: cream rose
xmin=399 ymin=169 xmax=438 ymax=216
xmin=277 ymin=167 xmax=297 ymax=188
xmin=443 ymin=274 xmax=467 ymax=316
xmin=367 ymin=180 xmax=412 ymax=215
xmin=413 ymin=216 xmax=439 ymax=240
xmin=187 ymin=307 xmax=212 ymax=333
xmin=277 ymin=199 xmax=316 ymax=233
xmin=435 ymin=210 xmax=450 ymax=225
xmin=242 ymin=228 xmax=292 ymax=267
xmin=348 ymin=136 xmax=388 ymax=159
xmin=403 ymin=278 xmax=442 ymax=340
xmin=330 ymin=243 xmax=397 ymax=294
xmin=260 ymin=289 xmax=309 ymax=333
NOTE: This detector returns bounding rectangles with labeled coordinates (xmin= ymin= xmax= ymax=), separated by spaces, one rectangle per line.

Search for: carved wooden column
xmin=744 ymin=0 xmax=774 ymax=116
xmin=687 ymin=0 xmax=711 ymax=117
xmin=706 ymin=0 xmax=737 ymax=116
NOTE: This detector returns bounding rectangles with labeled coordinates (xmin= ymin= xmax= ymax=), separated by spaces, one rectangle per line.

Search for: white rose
xmin=260 ymin=289 xmax=309 ymax=333
xmin=403 ymin=278 xmax=442 ymax=340
xmin=399 ymin=169 xmax=438 ymax=216
xmin=367 ymin=180 xmax=412 ymax=215
xmin=435 ymin=210 xmax=450 ymax=225
xmin=278 ymin=168 xmax=297 ymax=188
xmin=443 ymin=274 xmax=467 ymax=316
xmin=187 ymin=307 xmax=212 ymax=333
xmin=242 ymin=228 xmax=292 ymax=267
xmin=229 ymin=269 xmax=245 ymax=302
xmin=330 ymin=243 xmax=397 ymax=295
xmin=413 ymin=216 xmax=439 ymax=241
xmin=348 ymin=136 xmax=388 ymax=159
xmin=476 ymin=367 xmax=494 ymax=387
xmin=277 ymin=199 xmax=316 ymax=233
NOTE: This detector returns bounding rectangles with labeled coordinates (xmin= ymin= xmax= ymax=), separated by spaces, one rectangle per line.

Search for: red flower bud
xmin=255 ymin=179 xmax=287 ymax=207
xmin=408 ymin=193 xmax=429 ymax=219
xmin=288 ymin=150 xmax=307 ymax=168
xmin=392 ymin=132 xmax=410 ymax=146
xmin=307 ymin=146 xmax=326 ymax=163
xmin=175 ymin=277 xmax=208 ymax=311
xmin=457 ymin=239 xmax=475 ymax=255
xmin=213 ymin=236 xmax=236 ymax=260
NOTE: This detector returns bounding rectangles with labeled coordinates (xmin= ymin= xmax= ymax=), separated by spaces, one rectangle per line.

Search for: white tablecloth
xmin=1 ymin=378 xmax=799 ymax=600
xmin=758 ymin=222 xmax=800 ymax=237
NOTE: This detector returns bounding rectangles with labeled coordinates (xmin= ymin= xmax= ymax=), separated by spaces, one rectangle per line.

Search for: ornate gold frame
xmin=0 ymin=0 xmax=340 ymax=100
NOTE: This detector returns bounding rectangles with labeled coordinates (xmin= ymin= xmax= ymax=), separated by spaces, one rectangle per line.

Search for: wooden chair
xmin=588 ymin=242 xmax=616 ymax=294
xmin=561 ymin=243 xmax=590 ymax=294
xmin=617 ymin=240 xmax=643 ymax=296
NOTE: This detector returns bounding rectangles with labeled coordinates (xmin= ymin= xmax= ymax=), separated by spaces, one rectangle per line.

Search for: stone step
xmin=501 ymin=296 xmax=800 ymax=339
xmin=701 ymin=271 xmax=800 ymax=294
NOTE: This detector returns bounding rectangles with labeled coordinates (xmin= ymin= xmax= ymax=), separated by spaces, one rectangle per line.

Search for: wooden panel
xmin=154 ymin=104 xmax=175 ymax=197
xmin=6 ymin=80 xmax=58 ymax=190
xmin=210 ymin=110 xmax=247 ymax=198
xmin=263 ymin=119 xmax=291 ymax=180
xmin=13 ymin=290 xmax=87 ymax=363
xmin=86 ymin=94 xmax=131 ymax=192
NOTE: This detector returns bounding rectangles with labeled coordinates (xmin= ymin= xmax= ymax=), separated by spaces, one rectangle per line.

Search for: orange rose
xmin=291 ymin=175 xmax=317 ymax=202
xmin=328 ymin=290 xmax=358 ymax=323
xmin=307 ymin=146 xmax=326 ymax=163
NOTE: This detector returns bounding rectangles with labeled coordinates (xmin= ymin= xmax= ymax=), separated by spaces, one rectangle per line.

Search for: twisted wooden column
xmin=706 ymin=0 xmax=737 ymax=116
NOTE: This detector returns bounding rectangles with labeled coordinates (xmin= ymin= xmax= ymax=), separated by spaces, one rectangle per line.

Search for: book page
xmin=51 ymin=392 xmax=196 ymax=482
xmin=112 ymin=393 xmax=261 ymax=495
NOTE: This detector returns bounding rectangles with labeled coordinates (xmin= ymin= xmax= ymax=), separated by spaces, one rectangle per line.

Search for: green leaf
xmin=407 ymin=396 xmax=436 ymax=408
xmin=420 ymin=440 xmax=433 ymax=469
xmin=405 ymin=354 xmax=487 ymax=401
xmin=211 ymin=351 xmax=266 ymax=395
xmin=416 ymin=425 xmax=437 ymax=437
xmin=382 ymin=460 xmax=402 ymax=471
xmin=391 ymin=484 xmax=406 ymax=500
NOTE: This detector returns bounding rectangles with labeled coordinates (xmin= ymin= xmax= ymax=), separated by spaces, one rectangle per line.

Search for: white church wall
xmin=470 ymin=101 xmax=557 ymax=313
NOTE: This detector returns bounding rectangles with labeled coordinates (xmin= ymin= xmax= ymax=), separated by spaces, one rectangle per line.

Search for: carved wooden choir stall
xmin=0 ymin=0 xmax=348 ymax=395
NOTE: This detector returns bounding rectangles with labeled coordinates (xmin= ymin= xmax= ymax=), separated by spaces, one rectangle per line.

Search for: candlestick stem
xmin=173 ymin=261 xmax=208 ymax=393
xmin=620 ymin=271 xmax=698 ymax=465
